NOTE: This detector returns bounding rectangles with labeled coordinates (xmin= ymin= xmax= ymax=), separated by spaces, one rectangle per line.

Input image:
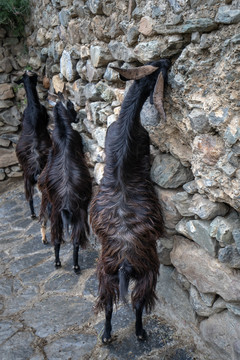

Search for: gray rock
xmin=89 ymin=101 xmax=107 ymax=124
xmin=59 ymin=9 xmax=70 ymax=27
xmin=90 ymin=45 xmax=114 ymax=68
xmin=232 ymin=229 xmax=240 ymax=254
xmin=224 ymin=117 xmax=240 ymax=145
xmin=87 ymin=0 xmax=102 ymax=14
xmin=140 ymin=97 xmax=160 ymax=126
xmin=60 ymin=50 xmax=78 ymax=82
xmin=134 ymin=40 xmax=166 ymax=62
xmin=171 ymin=268 xmax=191 ymax=291
xmin=190 ymin=285 xmax=226 ymax=317
xmin=184 ymin=219 xmax=218 ymax=257
xmin=0 ymin=332 xmax=35 ymax=360
xmin=155 ymin=264 xmax=197 ymax=326
xmin=127 ymin=26 xmax=139 ymax=45
xmin=151 ymin=153 xmax=193 ymax=189
xmin=209 ymin=108 xmax=229 ymax=127
xmin=84 ymin=83 xmax=101 ymax=101
xmin=183 ymin=180 xmax=198 ymax=194
xmin=167 ymin=0 xmax=182 ymax=13
xmin=155 ymin=18 xmax=218 ymax=35
xmin=0 ymin=106 xmax=21 ymax=126
xmin=215 ymin=5 xmax=240 ymax=24
xmin=0 ymin=320 xmax=23 ymax=344
xmin=171 ymin=236 xmax=240 ymax=302
xmin=104 ymin=62 xmax=121 ymax=82
xmin=155 ymin=187 xmax=182 ymax=231
xmin=200 ymin=311 xmax=240 ymax=360
xmin=189 ymin=108 xmax=211 ymax=133
xmin=108 ymin=41 xmax=136 ymax=62
xmin=85 ymin=60 xmax=105 ymax=82
xmin=188 ymin=194 xmax=229 ymax=220
xmin=172 ymin=191 xmax=195 ymax=217
xmin=0 ymin=148 xmax=18 ymax=168
xmin=226 ymin=302 xmax=240 ymax=317
xmin=218 ymin=245 xmax=240 ymax=269
xmin=157 ymin=237 xmax=174 ymax=265
xmin=210 ymin=211 xmax=240 ymax=246
xmin=92 ymin=126 xmax=107 ymax=148
xmin=22 ymin=295 xmax=93 ymax=337
xmin=0 ymin=83 xmax=14 ymax=100
xmin=45 ymin=334 xmax=97 ymax=360
xmin=70 ymin=80 xmax=86 ymax=107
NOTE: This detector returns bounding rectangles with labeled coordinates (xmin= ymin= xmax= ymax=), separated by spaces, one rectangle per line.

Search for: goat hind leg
xmin=102 ymin=296 xmax=113 ymax=344
xmin=41 ymin=217 xmax=48 ymax=245
xmin=54 ymin=243 xmax=61 ymax=268
xmin=29 ymin=198 xmax=37 ymax=219
xmin=135 ymin=298 xmax=147 ymax=341
xmin=73 ymin=244 xmax=80 ymax=274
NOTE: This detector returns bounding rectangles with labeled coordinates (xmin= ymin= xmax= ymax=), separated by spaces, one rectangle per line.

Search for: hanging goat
xmin=15 ymin=71 xmax=52 ymax=219
xmin=38 ymin=93 xmax=92 ymax=273
xmin=90 ymin=59 xmax=171 ymax=343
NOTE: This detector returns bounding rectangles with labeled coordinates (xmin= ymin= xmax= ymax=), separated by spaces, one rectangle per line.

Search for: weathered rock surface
xmin=171 ymin=236 xmax=240 ymax=302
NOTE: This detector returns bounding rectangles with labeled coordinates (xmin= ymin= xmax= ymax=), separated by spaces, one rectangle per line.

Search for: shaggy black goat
xmin=15 ymin=71 xmax=52 ymax=219
xmin=38 ymin=93 xmax=92 ymax=274
xmin=90 ymin=59 xmax=170 ymax=343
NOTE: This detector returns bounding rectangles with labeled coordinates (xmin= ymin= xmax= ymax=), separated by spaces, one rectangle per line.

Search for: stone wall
xmin=1 ymin=0 xmax=240 ymax=358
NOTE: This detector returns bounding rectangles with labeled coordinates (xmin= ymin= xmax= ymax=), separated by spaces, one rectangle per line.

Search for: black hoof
xmin=136 ymin=329 xmax=147 ymax=341
xmin=55 ymin=261 xmax=61 ymax=269
xmin=102 ymin=335 xmax=112 ymax=344
xmin=73 ymin=265 xmax=81 ymax=274
xmin=42 ymin=239 xmax=48 ymax=245
xmin=31 ymin=214 xmax=37 ymax=220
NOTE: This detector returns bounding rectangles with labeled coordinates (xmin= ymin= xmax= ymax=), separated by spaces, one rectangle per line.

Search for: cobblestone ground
xmin=0 ymin=179 xmax=198 ymax=360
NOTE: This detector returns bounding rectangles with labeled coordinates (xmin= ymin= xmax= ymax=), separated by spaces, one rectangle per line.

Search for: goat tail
xmin=61 ymin=208 xmax=72 ymax=239
xmin=118 ymin=259 xmax=132 ymax=305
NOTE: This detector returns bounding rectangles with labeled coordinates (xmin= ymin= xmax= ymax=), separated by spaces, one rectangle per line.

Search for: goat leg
xmin=73 ymin=244 xmax=80 ymax=274
xmin=29 ymin=198 xmax=37 ymax=219
xmin=102 ymin=297 xmax=113 ymax=344
xmin=135 ymin=299 xmax=147 ymax=341
xmin=54 ymin=243 xmax=61 ymax=268
xmin=41 ymin=221 xmax=48 ymax=245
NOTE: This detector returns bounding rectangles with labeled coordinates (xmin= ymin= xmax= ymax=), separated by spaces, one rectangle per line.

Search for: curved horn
xmin=153 ymin=71 xmax=166 ymax=122
xmin=110 ymin=65 xmax=159 ymax=80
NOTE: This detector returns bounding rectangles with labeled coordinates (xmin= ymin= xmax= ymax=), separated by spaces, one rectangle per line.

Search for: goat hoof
xmin=42 ymin=239 xmax=48 ymax=245
xmin=55 ymin=261 xmax=61 ymax=268
xmin=102 ymin=336 xmax=112 ymax=344
xmin=31 ymin=214 xmax=37 ymax=220
xmin=73 ymin=265 xmax=81 ymax=274
xmin=137 ymin=329 xmax=147 ymax=341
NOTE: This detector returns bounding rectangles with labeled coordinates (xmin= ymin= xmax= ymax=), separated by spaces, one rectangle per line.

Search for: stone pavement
xmin=0 ymin=178 xmax=198 ymax=360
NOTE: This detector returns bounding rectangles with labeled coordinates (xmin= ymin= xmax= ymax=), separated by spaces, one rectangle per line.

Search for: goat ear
xmin=110 ymin=65 xmax=159 ymax=80
xmin=153 ymin=71 xmax=166 ymax=122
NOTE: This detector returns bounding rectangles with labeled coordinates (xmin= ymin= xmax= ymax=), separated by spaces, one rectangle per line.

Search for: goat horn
xmin=153 ymin=71 xmax=166 ymax=122
xmin=110 ymin=65 xmax=159 ymax=80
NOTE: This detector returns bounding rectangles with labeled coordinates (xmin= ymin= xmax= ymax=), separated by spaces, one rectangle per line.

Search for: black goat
xmin=15 ymin=71 xmax=52 ymax=219
xmin=38 ymin=93 xmax=92 ymax=273
xmin=90 ymin=59 xmax=170 ymax=343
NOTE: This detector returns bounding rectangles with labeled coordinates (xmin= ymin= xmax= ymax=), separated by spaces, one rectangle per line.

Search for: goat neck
xmin=23 ymin=75 xmax=41 ymax=109
xmin=53 ymin=102 xmax=74 ymax=140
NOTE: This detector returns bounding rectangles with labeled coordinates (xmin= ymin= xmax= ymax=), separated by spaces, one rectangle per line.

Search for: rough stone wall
xmin=0 ymin=0 xmax=240 ymax=359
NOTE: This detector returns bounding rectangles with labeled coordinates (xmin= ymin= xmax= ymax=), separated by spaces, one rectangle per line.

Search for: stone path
xmin=0 ymin=179 xmax=198 ymax=360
